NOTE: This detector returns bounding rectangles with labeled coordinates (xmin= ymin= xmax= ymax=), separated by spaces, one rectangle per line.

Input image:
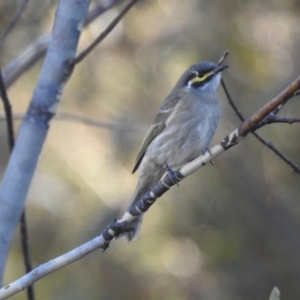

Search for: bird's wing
xmin=132 ymin=94 xmax=181 ymax=173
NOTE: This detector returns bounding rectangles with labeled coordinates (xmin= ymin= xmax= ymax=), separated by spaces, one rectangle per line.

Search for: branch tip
xmin=218 ymin=50 xmax=230 ymax=65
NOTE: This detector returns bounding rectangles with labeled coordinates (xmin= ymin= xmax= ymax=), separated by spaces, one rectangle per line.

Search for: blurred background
xmin=1 ymin=0 xmax=300 ymax=299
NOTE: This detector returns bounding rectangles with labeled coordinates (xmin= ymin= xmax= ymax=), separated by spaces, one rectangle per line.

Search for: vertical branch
xmin=19 ymin=212 xmax=35 ymax=300
xmin=0 ymin=69 xmax=15 ymax=149
xmin=0 ymin=0 xmax=91 ymax=285
xmin=0 ymin=1 xmax=37 ymax=298
xmin=0 ymin=70 xmax=35 ymax=300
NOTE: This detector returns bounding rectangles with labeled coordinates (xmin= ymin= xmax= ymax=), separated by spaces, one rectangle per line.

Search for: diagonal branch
xmin=249 ymin=131 xmax=300 ymax=174
xmin=74 ymin=0 xmax=139 ymax=64
xmin=1 ymin=74 xmax=299 ymax=299
xmin=221 ymin=78 xmax=300 ymax=174
xmin=238 ymin=76 xmax=300 ymax=135
xmin=83 ymin=0 xmax=122 ymax=26
xmin=2 ymin=0 xmax=123 ymax=88
xmin=0 ymin=0 xmax=29 ymax=45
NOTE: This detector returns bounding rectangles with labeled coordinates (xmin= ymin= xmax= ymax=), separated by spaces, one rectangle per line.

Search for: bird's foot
xmin=202 ymin=148 xmax=214 ymax=165
xmin=165 ymin=164 xmax=179 ymax=187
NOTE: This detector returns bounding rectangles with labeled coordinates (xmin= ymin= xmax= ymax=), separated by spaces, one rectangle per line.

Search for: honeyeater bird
xmin=123 ymin=61 xmax=228 ymax=242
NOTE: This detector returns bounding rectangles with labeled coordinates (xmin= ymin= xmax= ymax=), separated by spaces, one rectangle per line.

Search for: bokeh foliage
xmin=1 ymin=0 xmax=300 ymax=299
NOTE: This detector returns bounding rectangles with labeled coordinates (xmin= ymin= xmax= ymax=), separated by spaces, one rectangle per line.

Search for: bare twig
xmin=221 ymin=78 xmax=300 ymax=174
xmin=74 ymin=0 xmax=139 ymax=64
xmin=0 ymin=69 xmax=35 ymax=299
xmin=221 ymin=79 xmax=245 ymax=121
xmin=3 ymin=36 xmax=49 ymax=88
xmin=56 ymin=112 xmax=145 ymax=133
xmin=0 ymin=0 xmax=29 ymax=45
xmin=19 ymin=212 xmax=35 ymax=300
xmin=218 ymin=50 xmax=229 ymax=66
xmin=0 ymin=70 xmax=14 ymax=149
xmin=3 ymin=0 xmax=124 ymax=87
xmin=0 ymin=112 xmax=146 ymax=133
xmin=84 ymin=0 xmax=122 ymax=25
xmin=255 ymin=115 xmax=300 ymax=129
xmin=1 ymin=74 xmax=300 ymax=299
xmin=251 ymin=131 xmax=300 ymax=174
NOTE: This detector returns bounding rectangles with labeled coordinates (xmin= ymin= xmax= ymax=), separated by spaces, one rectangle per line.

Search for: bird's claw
xmin=202 ymin=148 xmax=214 ymax=165
xmin=165 ymin=164 xmax=179 ymax=186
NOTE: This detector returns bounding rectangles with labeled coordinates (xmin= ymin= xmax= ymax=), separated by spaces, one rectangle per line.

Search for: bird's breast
xmin=146 ymin=96 xmax=220 ymax=168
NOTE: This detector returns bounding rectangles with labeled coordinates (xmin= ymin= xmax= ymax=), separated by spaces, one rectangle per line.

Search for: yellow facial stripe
xmin=189 ymin=70 xmax=214 ymax=85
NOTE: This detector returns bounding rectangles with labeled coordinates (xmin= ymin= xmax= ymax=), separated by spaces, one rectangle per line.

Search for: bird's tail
xmin=123 ymin=163 xmax=164 ymax=242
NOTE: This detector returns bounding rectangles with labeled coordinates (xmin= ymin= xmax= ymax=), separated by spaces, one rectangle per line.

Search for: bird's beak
xmin=214 ymin=64 xmax=229 ymax=74
xmin=205 ymin=65 xmax=228 ymax=79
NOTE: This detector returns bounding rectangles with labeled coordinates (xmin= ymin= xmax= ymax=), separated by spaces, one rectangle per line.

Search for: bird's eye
xmin=185 ymin=72 xmax=198 ymax=83
xmin=197 ymin=73 xmax=205 ymax=79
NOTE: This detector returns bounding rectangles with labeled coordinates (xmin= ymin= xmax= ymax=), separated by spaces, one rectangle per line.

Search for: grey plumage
xmin=123 ymin=61 xmax=228 ymax=242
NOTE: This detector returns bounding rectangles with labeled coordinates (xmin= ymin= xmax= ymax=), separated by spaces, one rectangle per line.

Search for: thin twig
xmin=0 ymin=69 xmax=15 ymax=149
xmin=221 ymin=79 xmax=245 ymax=121
xmin=0 ymin=112 xmax=146 ymax=133
xmin=221 ymin=78 xmax=300 ymax=174
xmin=251 ymin=131 xmax=300 ymax=174
xmin=0 ymin=0 xmax=29 ymax=45
xmin=56 ymin=112 xmax=145 ymax=133
xmin=3 ymin=0 xmax=123 ymax=87
xmin=84 ymin=0 xmax=122 ymax=25
xmin=74 ymin=0 xmax=139 ymax=64
xmin=218 ymin=50 xmax=229 ymax=66
xmin=0 ymin=69 xmax=35 ymax=299
xmin=20 ymin=212 xmax=35 ymax=300
xmin=254 ymin=115 xmax=300 ymax=129
xmin=3 ymin=36 xmax=49 ymax=88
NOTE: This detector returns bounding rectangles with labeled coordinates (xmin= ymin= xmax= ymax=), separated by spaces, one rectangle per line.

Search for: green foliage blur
xmin=1 ymin=0 xmax=300 ymax=299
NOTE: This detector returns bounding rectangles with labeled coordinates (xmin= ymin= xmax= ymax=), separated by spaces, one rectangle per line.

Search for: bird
xmin=123 ymin=61 xmax=228 ymax=242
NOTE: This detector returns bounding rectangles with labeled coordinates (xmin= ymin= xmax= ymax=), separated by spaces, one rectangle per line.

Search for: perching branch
xmin=1 ymin=74 xmax=299 ymax=299
xmin=221 ymin=78 xmax=300 ymax=174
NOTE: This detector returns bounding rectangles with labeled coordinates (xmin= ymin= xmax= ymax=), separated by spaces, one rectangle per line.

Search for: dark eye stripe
xmin=190 ymin=80 xmax=207 ymax=88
